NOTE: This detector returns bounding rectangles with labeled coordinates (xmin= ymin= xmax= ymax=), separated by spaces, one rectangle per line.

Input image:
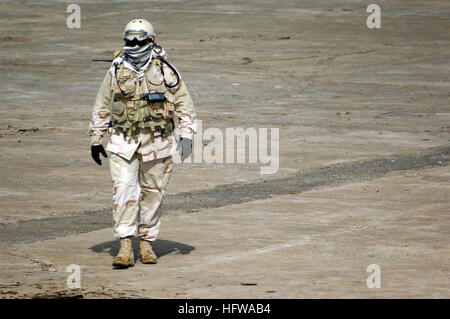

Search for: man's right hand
xmin=91 ymin=145 xmax=108 ymax=166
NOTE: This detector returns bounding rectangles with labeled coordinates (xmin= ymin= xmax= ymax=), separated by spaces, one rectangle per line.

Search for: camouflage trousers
xmin=109 ymin=152 xmax=173 ymax=241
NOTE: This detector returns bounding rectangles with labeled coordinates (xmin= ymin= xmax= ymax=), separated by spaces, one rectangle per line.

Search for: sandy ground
xmin=0 ymin=0 xmax=449 ymax=298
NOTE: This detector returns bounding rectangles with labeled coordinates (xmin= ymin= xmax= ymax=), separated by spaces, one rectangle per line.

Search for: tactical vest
xmin=110 ymin=57 xmax=175 ymax=140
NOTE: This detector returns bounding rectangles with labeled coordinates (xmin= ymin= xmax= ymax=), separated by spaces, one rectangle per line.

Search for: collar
xmin=122 ymin=55 xmax=153 ymax=76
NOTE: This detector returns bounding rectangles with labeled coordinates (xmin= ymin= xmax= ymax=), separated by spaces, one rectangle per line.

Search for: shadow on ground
xmin=89 ymin=238 xmax=195 ymax=260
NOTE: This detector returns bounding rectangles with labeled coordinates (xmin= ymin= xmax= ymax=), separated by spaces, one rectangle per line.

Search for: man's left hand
xmin=177 ymin=138 xmax=192 ymax=161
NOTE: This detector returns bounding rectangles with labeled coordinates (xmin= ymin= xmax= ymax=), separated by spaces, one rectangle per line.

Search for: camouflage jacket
xmin=88 ymin=53 xmax=197 ymax=162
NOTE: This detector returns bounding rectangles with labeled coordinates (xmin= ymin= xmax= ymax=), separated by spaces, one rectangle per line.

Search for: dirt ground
xmin=0 ymin=0 xmax=449 ymax=298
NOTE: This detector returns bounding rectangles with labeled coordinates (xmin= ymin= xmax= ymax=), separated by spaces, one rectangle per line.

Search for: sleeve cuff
xmin=90 ymin=134 xmax=103 ymax=146
xmin=180 ymin=128 xmax=194 ymax=140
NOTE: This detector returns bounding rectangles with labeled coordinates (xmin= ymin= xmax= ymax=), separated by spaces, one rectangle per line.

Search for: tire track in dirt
xmin=0 ymin=146 xmax=448 ymax=246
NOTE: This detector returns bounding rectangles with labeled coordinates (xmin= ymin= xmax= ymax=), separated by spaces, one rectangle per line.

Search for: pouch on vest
xmin=115 ymin=69 xmax=135 ymax=98
xmin=111 ymin=101 xmax=127 ymax=124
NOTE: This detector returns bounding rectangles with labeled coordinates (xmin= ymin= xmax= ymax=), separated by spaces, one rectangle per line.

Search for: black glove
xmin=177 ymin=138 xmax=192 ymax=161
xmin=91 ymin=144 xmax=108 ymax=166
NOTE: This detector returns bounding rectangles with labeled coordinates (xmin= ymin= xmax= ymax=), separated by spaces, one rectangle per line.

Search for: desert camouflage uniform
xmin=88 ymin=54 xmax=197 ymax=240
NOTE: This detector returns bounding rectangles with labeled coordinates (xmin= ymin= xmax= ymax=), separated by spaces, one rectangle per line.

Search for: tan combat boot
xmin=140 ymin=239 xmax=157 ymax=264
xmin=112 ymin=237 xmax=135 ymax=268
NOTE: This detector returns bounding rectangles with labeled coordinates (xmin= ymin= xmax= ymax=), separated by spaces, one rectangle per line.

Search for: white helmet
xmin=123 ymin=19 xmax=155 ymax=41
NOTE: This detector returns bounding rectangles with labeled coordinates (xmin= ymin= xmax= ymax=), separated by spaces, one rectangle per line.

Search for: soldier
xmin=88 ymin=19 xmax=197 ymax=268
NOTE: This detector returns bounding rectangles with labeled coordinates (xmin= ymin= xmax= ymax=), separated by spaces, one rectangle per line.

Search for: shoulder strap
xmin=108 ymin=61 xmax=124 ymax=129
